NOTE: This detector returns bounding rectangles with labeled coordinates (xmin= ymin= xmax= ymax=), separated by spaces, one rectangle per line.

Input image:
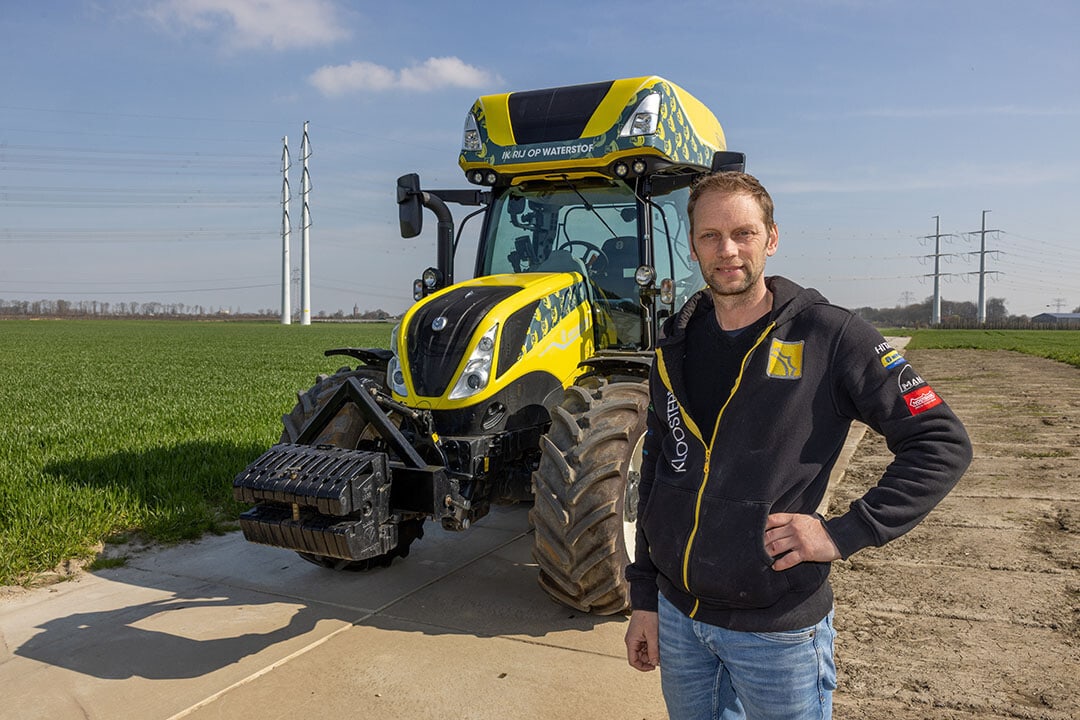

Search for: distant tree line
xmin=854 ymin=296 xmax=1080 ymax=329
xmin=2 ymin=296 xmax=1074 ymax=329
xmin=0 ymin=298 xmax=398 ymax=321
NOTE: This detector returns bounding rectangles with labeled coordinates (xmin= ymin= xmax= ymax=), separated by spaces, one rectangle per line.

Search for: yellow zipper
xmin=669 ymin=322 xmax=776 ymax=618
xmin=655 ymin=350 xmax=705 ymax=444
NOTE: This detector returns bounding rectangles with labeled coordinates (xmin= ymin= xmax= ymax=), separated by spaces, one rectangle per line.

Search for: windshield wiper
xmin=558 ymin=175 xmax=620 ymax=239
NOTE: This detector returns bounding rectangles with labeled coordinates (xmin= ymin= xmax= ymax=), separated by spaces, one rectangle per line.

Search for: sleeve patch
xmin=880 ymin=349 xmax=907 ymax=370
xmin=903 ymin=385 xmax=943 ymax=415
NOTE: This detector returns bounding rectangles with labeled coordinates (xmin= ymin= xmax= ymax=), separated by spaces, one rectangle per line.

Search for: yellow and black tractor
xmin=233 ymin=76 xmax=743 ymax=614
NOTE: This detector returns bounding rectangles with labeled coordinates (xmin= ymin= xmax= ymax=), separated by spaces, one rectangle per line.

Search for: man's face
xmin=689 ymin=190 xmax=779 ymax=298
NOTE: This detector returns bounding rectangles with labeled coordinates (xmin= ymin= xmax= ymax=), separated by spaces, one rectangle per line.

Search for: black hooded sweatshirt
xmin=626 ymin=276 xmax=972 ymax=631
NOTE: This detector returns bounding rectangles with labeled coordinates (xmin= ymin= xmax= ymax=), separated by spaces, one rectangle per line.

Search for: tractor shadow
xmin=12 ymin=481 xmax=624 ymax=682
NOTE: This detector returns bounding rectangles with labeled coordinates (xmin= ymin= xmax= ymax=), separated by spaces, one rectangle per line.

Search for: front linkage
xmin=232 ymin=375 xmax=471 ymax=563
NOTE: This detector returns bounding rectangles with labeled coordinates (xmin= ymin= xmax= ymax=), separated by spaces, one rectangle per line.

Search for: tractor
xmin=233 ymin=76 xmax=744 ymax=614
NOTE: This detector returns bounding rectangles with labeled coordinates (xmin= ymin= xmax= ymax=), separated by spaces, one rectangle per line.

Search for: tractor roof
xmin=459 ymin=76 xmax=726 ymax=186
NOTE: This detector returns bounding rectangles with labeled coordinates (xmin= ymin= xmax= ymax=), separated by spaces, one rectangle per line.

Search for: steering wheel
xmin=557 ymin=240 xmax=609 ymax=278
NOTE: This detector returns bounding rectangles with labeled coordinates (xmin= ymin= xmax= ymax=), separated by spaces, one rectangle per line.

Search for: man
xmin=624 ymin=172 xmax=972 ymax=719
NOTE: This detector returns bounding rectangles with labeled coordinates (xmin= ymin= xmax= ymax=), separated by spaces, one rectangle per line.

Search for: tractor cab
xmin=404 ymin=76 xmax=742 ymax=359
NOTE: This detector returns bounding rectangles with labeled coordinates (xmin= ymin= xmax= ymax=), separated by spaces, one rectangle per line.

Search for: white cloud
xmin=309 ymin=57 xmax=499 ymax=96
xmin=145 ymin=0 xmax=349 ymax=50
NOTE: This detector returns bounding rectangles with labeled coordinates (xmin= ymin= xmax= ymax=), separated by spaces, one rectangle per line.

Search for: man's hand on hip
xmin=765 ymin=512 xmax=841 ymax=571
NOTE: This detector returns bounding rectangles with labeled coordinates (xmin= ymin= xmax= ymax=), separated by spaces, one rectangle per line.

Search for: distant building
xmin=1032 ymin=312 xmax=1080 ymax=324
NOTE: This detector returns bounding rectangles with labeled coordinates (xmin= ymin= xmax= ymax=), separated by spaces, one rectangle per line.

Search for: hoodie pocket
xmin=639 ymin=481 xmax=698 ymax=586
xmin=686 ymin=498 xmax=827 ymax=609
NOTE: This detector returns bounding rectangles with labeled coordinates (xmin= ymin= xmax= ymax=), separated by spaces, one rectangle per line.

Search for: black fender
xmin=578 ymin=352 xmax=652 ymax=381
xmin=324 ymin=347 xmax=393 ymax=370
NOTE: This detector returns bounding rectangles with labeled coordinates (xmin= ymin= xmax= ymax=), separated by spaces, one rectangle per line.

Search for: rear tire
xmin=281 ymin=366 xmax=424 ymax=570
xmin=530 ymin=377 xmax=648 ymax=614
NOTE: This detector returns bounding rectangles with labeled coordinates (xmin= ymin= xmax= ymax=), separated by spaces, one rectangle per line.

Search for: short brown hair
xmin=688 ymin=171 xmax=775 ymax=232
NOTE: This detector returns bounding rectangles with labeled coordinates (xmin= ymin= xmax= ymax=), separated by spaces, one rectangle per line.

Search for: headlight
xmin=387 ymin=324 xmax=408 ymax=396
xmin=635 ymin=265 xmax=657 ymax=287
xmin=660 ymin=278 xmax=675 ymax=306
xmin=422 ymin=267 xmax=442 ymax=290
xmin=448 ymin=323 xmax=498 ymax=400
xmin=619 ymin=92 xmax=660 ymax=137
xmin=462 ymin=112 xmax=481 ymax=151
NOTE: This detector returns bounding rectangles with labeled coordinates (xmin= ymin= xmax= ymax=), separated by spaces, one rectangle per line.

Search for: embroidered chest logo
xmin=766 ymin=339 xmax=804 ymax=380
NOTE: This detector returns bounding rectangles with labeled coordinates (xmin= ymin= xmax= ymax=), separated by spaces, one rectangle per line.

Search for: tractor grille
xmin=407 ymin=285 xmax=520 ymax=397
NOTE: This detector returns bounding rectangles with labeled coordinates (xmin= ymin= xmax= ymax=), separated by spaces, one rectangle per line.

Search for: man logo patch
xmin=880 ymin=350 xmax=907 ymax=370
xmin=767 ymin=339 xmax=803 ymax=380
xmin=904 ymin=385 xmax=943 ymax=415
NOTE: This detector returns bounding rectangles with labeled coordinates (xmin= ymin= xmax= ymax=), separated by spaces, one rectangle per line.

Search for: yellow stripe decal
xmin=682 ymin=322 xmax=776 ymax=617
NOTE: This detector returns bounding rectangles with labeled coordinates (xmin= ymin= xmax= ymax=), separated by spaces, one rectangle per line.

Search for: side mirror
xmin=397 ymin=173 xmax=423 ymax=238
xmin=710 ymin=151 xmax=746 ymax=173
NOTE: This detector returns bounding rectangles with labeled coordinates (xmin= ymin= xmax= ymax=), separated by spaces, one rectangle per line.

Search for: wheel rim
xmin=623 ymin=430 xmax=646 ymax=563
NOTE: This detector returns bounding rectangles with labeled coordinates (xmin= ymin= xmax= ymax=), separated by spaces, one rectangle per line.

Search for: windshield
xmin=479 ymin=182 xmax=636 ymax=277
xmin=476 ymin=179 xmax=701 ymax=349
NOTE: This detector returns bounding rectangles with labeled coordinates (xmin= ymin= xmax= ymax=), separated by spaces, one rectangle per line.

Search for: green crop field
xmin=903 ymin=329 xmax=1080 ymax=368
xmin=0 ymin=319 xmax=392 ymax=586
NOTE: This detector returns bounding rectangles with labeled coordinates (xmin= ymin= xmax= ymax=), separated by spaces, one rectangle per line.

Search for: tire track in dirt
xmin=829 ymin=349 xmax=1079 ymax=720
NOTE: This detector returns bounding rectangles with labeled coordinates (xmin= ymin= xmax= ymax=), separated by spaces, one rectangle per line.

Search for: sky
xmin=2 ymin=0 xmax=1078 ymax=319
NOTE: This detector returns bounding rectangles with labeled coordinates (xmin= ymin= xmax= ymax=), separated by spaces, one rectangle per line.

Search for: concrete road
xmin=0 ymin=506 xmax=665 ymax=720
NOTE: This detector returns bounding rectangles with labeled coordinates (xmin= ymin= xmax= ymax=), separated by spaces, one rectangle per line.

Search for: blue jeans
xmin=657 ymin=592 xmax=836 ymax=720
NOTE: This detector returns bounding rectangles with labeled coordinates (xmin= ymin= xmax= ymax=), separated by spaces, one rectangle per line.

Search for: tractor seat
xmin=598 ymin=236 xmax=641 ymax=301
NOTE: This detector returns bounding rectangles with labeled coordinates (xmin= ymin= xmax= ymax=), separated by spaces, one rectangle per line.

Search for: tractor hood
xmin=391 ymin=272 xmax=613 ymax=410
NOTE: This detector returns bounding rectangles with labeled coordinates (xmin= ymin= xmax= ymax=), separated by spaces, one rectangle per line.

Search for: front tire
xmin=530 ymin=378 xmax=648 ymax=614
xmin=281 ymin=366 xmax=384 ymax=447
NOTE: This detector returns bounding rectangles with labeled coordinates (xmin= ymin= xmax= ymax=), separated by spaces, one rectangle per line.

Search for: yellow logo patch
xmin=767 ymin=339 xmax=804 ymax=380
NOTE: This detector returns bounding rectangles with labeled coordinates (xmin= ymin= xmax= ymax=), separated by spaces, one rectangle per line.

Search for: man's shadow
xmin=14 ymin=588 xmax=352 ymax=679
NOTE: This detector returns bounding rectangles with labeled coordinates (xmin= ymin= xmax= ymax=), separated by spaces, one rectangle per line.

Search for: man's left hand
xmin=764 ymin=513 xmax=841 ymax=571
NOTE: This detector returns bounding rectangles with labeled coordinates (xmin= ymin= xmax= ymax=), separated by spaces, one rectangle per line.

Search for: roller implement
xmin=233 ymin=76 xmax=743 ymax=613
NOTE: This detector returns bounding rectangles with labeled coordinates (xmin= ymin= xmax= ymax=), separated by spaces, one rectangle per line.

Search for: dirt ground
xmin=828 ymin=349 xmax=1079 ymax=720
